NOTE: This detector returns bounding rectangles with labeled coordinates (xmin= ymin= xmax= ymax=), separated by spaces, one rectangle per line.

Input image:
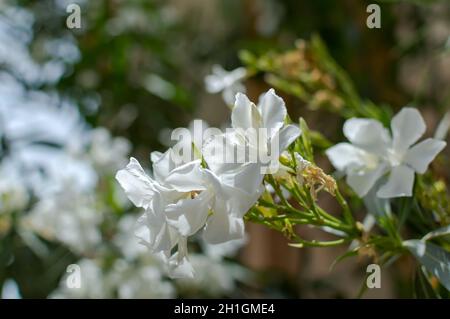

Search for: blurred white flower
xmin=202 ymin=237 xmax=247 ymax=260
xmin=434 ymin=111 xmax=450 ymax=140
xmin=0 ymin=76 xmax=97 ymax=197
xmin=327 ymin=107 xmax=446 ymax=198
xmin=52 ymin=256 xmax=175 ymax=299
xmin=88 ymin=127 xmax=131 ymax=173
xmin=1 ymin=279 xmax=22 ymax=299
xmin=254 ymin=0 xmax=284 ymax=36
xmin=17 ymin=147 xmax=97 ymax=197
xmin=113 ymin=215 xmax=147 ymax=260
xmin=0 ymin=6 xmax=65 ymax=85
xmin=0 ymin=164 xmax=29 ymax=214
xmin=205 ymin=65 xmax=246 ymax=105
xmin=175 ymin=254 xmax=248 ymax=297
xmin=51 ymin=259 xmax=108 ymax=299
xmin=25 ymin=188 xmax=102 ymax=254
xmin=108 ymin=259 xmax=175 ymax=299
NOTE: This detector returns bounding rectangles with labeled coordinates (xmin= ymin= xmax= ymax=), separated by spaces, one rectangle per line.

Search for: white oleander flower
xmin=326 ymin=107 xmax=446 ymax=198
xmin=116 ymin=144 xmax=261 ymax=277
xmin=205 ymin=65 xmax=246 ymax=105
xmin=116 ymin=150 xmax=202 ymax=278
xmin=165 ymin=167 xmax=261 ymax=245
xmin=203 ymin=89 xmax=301 ymax=195
xmin=116 ymin=89 xmax=301 ymax=278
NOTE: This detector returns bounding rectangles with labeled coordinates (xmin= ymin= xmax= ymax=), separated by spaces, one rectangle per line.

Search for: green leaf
xmin=238 ymin=50 xmax=257 ymax=66
xmin=297 ymin=118 xmax=314 ymax=162
xmin=404 ymin=239 xmax=450 ymax=291
xmin=329 ymin=249 xmax=358 ymax=272
xmin=413 ymin=266 xmax=440 ymax=299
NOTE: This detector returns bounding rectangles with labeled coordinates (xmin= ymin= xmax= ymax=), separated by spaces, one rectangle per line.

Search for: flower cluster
xmin=116 ymin=89 xmax=301 ymax=277
xmin=0 ymin=4 xmax=250 ymax=297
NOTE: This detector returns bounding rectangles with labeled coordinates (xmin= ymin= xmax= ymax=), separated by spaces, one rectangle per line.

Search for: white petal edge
xmin=376 ymin=165 xmax=415 ymax=198
xmin=231 ymin=93 xmax=261 ymax=130
xmin=258 ymin=89 xmax=287 ymax=137
xmin=203 ymin=199 xmax=245 ymax=244
xmin=165 ymin=191 xmax=212 ymax=236
xmin=115 ymin=157 xmax=155 ymax=209
xmin=346 ymin=163 xmax=387 ymax=198
xmin=391 ymin=107 xmax=425 ymax=152
xmin=326 ymin=143 xmax=368 ymax=172
xmin=164 ymin=160 xmax=206 ymax=192
xmin=343 ymin=118 xmax=390 ymax=153
xmin=403 ymin=138 xmax=446 ymax=174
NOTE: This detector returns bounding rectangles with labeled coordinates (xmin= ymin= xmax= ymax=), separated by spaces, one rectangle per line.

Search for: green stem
xmin=289 ymin=237 xmax=349 ymax=248
xmin=335 ymin=189 xmax=355 ymax=225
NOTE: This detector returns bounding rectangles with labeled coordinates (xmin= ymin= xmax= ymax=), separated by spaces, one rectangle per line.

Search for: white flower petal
xmin=227 ymin=67 xmax=247 ymax=84
xmin=150 ymin=151 xmax=164 ymax=164
xmin=204 ymin=65 xmax=227 ymax=93
xmin=219 ymin=162 xmax=265 ymax=196
xmin=164 ymin=160 xmax=206 ymax=192
xmin=346 ymin=163 xmax=387 ymax=198
xmin=203 ymin=132 xmax=264 ymax=194
xmin=272 ymin=124 xmax=301 ymax=154
xmin=403 ymin=138 xmax=446 ymax=174
xmin=203 ymin=199 xmax=245 ymax=244
xmin=257 ymin=89 xmax=287 ymax=136
xmin=167 ymin=254 xmax=194 ymax=279
xmin=391 ymin=107 xmax=425 ymax=152
xmin=165 ymin=191 xmax=212 ymax=236
xmin=205 ymin=66 xmax=246 ymax=104
xmin=227 ymin=185 xmax=263 ymax=218
xmin=343 ymin=118 xmax=390 ymax=153
xmin=434 ymin=111 xmax=450 ymax=140
xmin=151 ymin=149 xmax=177 ymax=182
xmin=326 ymin=143 xmax=369 ymax=171
xmin=137 ymin=195 xmax=175 ymax=252
xmin=203 ymin=169 xmax=262 ymax=217
xmin=161 ymin=236 xmax=195 ymax=279
xmin=376 ymin=165 xmax=415 ymax=198
xmin=115 ymin=157 xmax=156 ymax=209
xmin=231 ymin=93 xmax=261 ymax=130
xmin=1 ymin=279 xmax=21 ymax=299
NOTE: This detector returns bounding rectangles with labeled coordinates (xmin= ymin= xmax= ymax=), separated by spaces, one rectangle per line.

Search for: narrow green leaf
xmin=404 ymin=239 xmax=450 ymax=291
